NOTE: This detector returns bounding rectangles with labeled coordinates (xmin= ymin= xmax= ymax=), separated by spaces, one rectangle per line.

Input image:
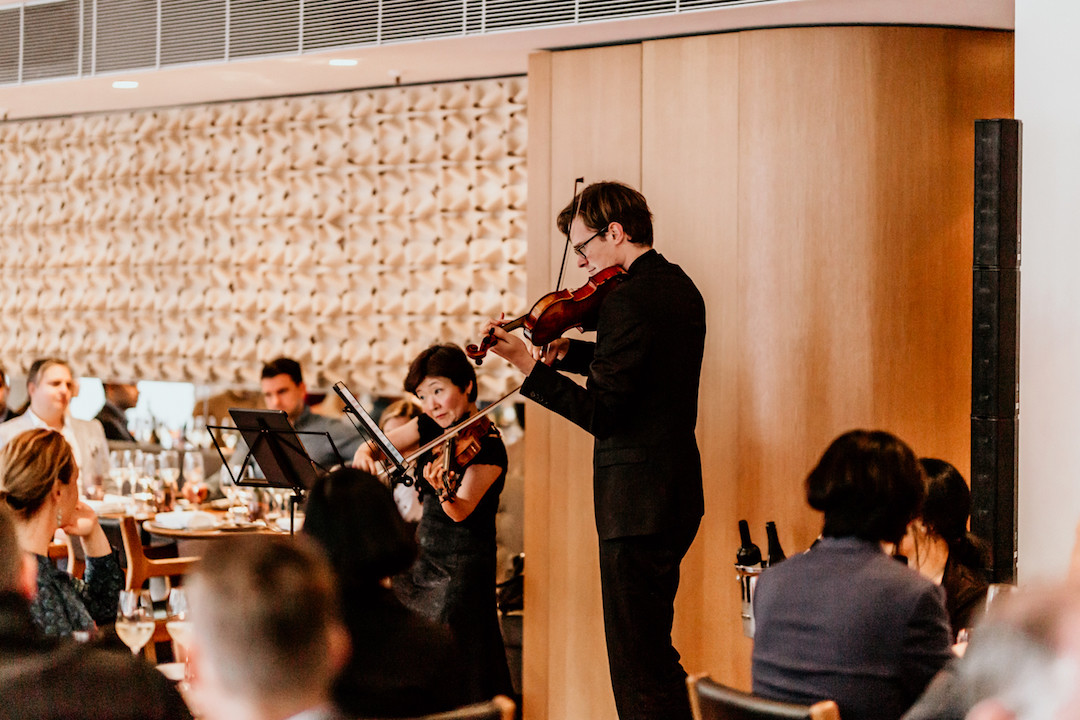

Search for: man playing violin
xmin=352 ymin=344 xmax=513 ymax=704
xmin=483 ymin=181 xmax=706 ymax=720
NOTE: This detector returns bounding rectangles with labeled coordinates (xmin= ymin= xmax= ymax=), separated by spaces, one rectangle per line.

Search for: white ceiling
xmin=0 ymin=0 xmax=1012 ymax=121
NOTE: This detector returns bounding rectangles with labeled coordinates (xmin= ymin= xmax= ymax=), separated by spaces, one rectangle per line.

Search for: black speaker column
xmin=970 ymin=119 xmax=1021 ymax=583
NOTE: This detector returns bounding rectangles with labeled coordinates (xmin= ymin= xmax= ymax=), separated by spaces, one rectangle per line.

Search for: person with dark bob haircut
xmin=751 ymin=429 xmax=953 ymax=720
xmin=302 ymin=467 xmax=464 ymax=717
xmin=899 ymin=458 xmax=989 ymax=640
xmin=352 ymin=343 xmax=512 ymax=703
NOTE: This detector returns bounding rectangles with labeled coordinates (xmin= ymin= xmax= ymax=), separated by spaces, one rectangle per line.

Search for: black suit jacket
xmin=95 ymin=401 xmax=135 ymax=442
xmin=752 ymin=538 xmax=953 ymax=720
xmin=521 ymin=250 xmax=706 ymax=540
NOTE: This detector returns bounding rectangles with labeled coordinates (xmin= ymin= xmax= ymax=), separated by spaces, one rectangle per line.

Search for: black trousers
xmin=599 ymin=520 xmax=700 ymax=720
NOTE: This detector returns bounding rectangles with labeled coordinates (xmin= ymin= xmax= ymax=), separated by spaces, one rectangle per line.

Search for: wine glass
xmin=182 ymin=452 xmax=207 ymax=505
xmin=116 ymin=589 xmax=155 ymax=656
xmin=159 ymin=450 xmax=180 ymax=485
xmin=166 ymin=588 xmax=194 ymax=688
xmin=985 ymin=583 xmax=1017 ymax=613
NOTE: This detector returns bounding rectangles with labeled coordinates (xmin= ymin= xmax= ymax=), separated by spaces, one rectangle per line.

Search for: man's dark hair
xmin=557 ymin=181 xmax=654 ymax=247
xmin=805 ymin=429 xmax=924 ymax=545
xmin=261 ymin=357 xmax=303 ymax=385
xmin=403 ymin=344 xmax=477 ymax=402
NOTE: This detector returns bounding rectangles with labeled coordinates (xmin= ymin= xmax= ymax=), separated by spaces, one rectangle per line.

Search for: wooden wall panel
xmin=526 ymin=25 xmax=1013 ymax=720
xmin=641 ymin=33 xmax=746 ymax=686
xmin=524 ymin=44 xmax=642 ymax=720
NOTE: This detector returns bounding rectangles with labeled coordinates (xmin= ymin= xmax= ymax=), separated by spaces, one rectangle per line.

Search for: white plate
xmin=156 ymin=662 xmax=185 ymax=682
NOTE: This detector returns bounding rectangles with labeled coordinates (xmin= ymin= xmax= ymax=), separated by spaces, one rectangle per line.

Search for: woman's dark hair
xmin=403 ymin=344 xmax=477 ymax=402
xmin=302 ymin=467 xmax=416 ymax=588
xmin=806 ymin=429 xmax=925 ymax=545
xmin=918 ymin=458 xmax=989 ymax=570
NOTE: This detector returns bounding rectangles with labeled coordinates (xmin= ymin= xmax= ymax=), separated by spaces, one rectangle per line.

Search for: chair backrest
xmin=46 ymin=532 xmax=84 ymax=579
xmin=118 ymin=515 xmax=200 ymax=591
xmin=396 ymin=695 xmax=516 ymax=720
xmin=687 ymin=674 xmax=840 ymax=720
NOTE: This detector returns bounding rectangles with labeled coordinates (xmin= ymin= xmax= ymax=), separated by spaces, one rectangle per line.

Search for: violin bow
xmin=374 ymin=385 xmax=522 ymax=485
xmin=554 ymin=177 xmax=584 ymax=293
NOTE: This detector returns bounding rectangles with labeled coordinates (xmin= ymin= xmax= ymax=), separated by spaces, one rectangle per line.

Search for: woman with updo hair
xmin=0 ymin=429 xmax=122 ymax=637
xmin=751 ymin=430 xmax=953 ymax=720
xmin=899 ymin=458 xmax=989 ymax=639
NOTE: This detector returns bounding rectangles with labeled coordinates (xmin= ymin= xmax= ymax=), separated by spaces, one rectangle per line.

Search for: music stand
xmin=209 ymin=409 xmax=341 ymax=535
xmin=332 ymin=381 xmax=411 ymax=486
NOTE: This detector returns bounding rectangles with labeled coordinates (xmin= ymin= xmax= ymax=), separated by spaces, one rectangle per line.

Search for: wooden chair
xmin=118 ymin=515 xmax=200 ymax=661
xmin=46 ymin=532 xmax=84 ymax=579
xmin=687 ymin=674 xmax=840 ymax=720
xmin=396 ymin=696 xmax=516 ymax=720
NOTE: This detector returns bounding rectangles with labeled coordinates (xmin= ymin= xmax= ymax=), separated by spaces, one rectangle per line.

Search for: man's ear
xmin=19 ymin=553 xmax=37 ymax=600
xmin=608 ymin=221 xmax=630 ymax=244
xmin=967 ymin=699 xmax=1015 ymax=720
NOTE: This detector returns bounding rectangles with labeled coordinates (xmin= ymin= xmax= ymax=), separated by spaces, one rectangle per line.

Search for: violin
xmin=427 ymin=415 xmax=496 ymax=502
xmin=465 ymin=265 xmax=627 ymax=365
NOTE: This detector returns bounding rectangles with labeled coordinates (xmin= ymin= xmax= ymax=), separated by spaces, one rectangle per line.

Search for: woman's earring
xmin=56 ymin=509 xmax=63 ymax=526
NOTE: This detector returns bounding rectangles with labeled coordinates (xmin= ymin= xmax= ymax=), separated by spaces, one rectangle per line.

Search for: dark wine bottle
xmin=765 ymin=521 xmax=786 ymax=566
xmin=736 ymin=519 xmax=762 ymax=568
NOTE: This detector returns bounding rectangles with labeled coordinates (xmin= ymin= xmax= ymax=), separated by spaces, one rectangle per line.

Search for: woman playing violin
xmin=352 ymin=343 xmax=513 ymax=703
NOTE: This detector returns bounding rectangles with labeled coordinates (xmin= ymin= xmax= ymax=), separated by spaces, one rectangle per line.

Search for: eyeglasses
xmin=573 ymin=226 xmax=607 ymax=259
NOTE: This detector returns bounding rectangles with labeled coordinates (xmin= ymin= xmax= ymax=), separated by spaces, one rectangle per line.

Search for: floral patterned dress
xmin=31 ymin=552 xmax=123 ymax=637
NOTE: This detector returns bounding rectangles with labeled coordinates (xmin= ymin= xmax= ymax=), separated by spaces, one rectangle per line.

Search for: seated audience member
xmin=0 ymin=358 xmax=108 ymax=481
xmin=302 ymin=467 xmax=466 ymax=717
xmin=0 ymin=364 xmax=16 ymax=423
xmin=0 ymin=429 xmax=123 ymax=637
xmin=899 ymin=458 xmax=989 ymax=640
xmin=752 ymin=429 xmax=953 ymax=720
xmin=903 ymin=583 xmax=1080 ymax=720
xmin=95 ymin=382 xmax=139 ymax=442
xmin=380 ymin=397 xmax=424 ymax=524
xmin=258 ymin=357 xmax=361 ymax=468
xmin=187 ymin=536 xmax=351 ymax=720
xmin=0 ymin=505 xmax=191 ymax=720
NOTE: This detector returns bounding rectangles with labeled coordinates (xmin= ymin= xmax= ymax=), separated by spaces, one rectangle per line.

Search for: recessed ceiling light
xmin=328 ymin=59 xmax=358 ymax=67
xmin=112 ymin=80 xmax=139 ymax=89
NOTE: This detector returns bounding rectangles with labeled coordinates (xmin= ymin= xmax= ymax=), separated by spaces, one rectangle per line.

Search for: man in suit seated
xmin=96 ymin=382 xmax=139 ymax=442
xmin=187 ymin=536 xmax=351 ymax=720
xmin=0 ymin=358 xmax=108 ymax=483
xmin=0 ymin=505 xmax=191 ymax=719
xmin=256 ymin=357 xmax=361 ymax=469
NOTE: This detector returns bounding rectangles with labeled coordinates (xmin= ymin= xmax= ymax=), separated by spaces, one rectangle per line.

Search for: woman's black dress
xmin=394 ymin=413 xmax=513 ymax=702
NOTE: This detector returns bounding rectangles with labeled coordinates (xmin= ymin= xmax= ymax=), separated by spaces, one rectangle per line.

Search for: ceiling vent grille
xmin=0 ymin=0 xmax=759 ymax=87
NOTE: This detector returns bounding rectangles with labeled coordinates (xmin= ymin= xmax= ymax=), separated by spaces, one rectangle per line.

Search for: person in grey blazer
xmin=0 ymin=359 xmax=108 ymax=489
xmin=484 ymin=181 xmax=706 ymax=720
xmin=752 ymin=430 xmax=953 ymax=720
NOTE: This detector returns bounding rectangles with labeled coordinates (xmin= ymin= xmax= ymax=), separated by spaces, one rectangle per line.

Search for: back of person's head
xmin=260 ymin=356 xmax=303 ymax=385
xmin=403 ymin=344 xmax=477 ymax=402
xmin=379 ymin=397 xmax=422 ymax=432
xmin=557 ymin=181 xmax=654 ymax=247
xmin=918 ymin=457 xmax=988 ymax=570
xmin=0 ymin=429 xmax=76 ymax=521
xmin=302 ymin=467 xmax=417 ymax=589
xmin=189 ymin=536 xmax=349 ymax=712
xmin=954 ymin=584 xmax=1080 ymax=720
xmin=806 ymin=429 xmax=924 ymax=545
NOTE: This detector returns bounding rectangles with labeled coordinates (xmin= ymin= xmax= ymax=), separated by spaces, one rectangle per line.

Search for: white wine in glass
xmin=116 ymin=590 xmax=155 ymax=655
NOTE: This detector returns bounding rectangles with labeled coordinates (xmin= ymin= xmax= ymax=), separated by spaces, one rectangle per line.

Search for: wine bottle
xmin=736 ymin=519 xmax=762 ymax=568
xmin=765 ymin=521 xmax=786 ymax=566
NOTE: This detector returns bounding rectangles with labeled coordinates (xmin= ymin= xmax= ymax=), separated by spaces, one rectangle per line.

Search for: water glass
xmin=116 ymin=590 xmax=155 ymax=655
xmin=985 ymin=583 xmax=1017 ymax=613
xmin=166 ymin=588 xmax=194 ymax=687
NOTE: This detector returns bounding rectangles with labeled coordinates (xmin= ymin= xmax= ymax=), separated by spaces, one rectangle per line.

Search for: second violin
xmin=465 ymin=265 xmax=626 ymax=365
